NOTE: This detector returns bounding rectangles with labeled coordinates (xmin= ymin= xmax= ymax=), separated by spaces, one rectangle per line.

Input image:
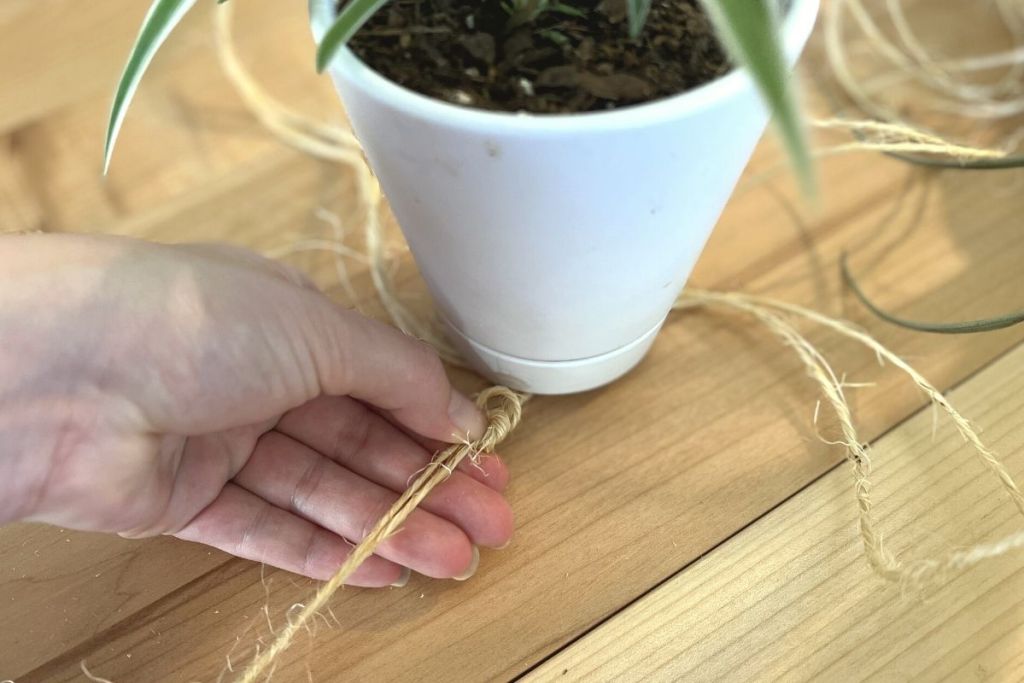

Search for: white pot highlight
xmin=310 ymin=0 xmax=819 ymax=394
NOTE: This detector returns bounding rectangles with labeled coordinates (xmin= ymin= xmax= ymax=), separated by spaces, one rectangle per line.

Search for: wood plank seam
xmin=518 ymin=334 xmax=1024 ymax=680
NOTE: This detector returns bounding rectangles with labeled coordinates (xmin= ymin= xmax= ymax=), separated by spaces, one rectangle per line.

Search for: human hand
xmin=0 ymin=234 xmax=513 ymax=587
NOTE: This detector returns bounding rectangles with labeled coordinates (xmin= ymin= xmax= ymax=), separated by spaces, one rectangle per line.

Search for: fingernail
xmin=448 ymin=391 xmax=486 ymax=441
xmin=390 ymin=566 xmax=411 ymax=588
xmin=496 ymin=539 xmax=512 ymax=550
xmin=453 ymin=546 xmax=480 ymax=581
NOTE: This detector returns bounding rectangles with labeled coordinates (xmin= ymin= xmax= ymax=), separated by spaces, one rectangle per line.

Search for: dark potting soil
xmin=343 ymin=0 xmax=731 ymax=113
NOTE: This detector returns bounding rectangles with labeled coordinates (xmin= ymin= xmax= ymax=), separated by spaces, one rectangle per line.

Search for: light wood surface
xmin=528 ymin=343 xmax=1024 ymax=682
xmin=2 ymin=1 xmax=1023 ymax=681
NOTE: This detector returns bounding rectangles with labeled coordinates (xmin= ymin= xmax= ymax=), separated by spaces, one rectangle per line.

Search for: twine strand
xmin=676 ymin=290 xmax=1024 ymax=590
xmin=236 ymin=387 xmax=525 ymax=683
xmin=215 ymin=3 xmax=464 ymax=365
xmin=825 ymin=0 xmax=1024 ymax=127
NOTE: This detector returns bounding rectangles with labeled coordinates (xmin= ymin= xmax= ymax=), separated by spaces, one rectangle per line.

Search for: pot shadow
xmin=746 ymin=162 xmax=933 ymax=308
xmin=743 ymin=177 xmax=834 ymax=313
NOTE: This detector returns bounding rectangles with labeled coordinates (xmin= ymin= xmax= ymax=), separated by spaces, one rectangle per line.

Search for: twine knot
xmin=476 ymin=386 xmax=525 ymax=451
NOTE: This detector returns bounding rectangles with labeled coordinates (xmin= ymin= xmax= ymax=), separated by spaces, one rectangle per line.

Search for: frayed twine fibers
xmin=213 ymin=4 xmax=1024 ymax=681
xmin=826 ymin=0 xmax=1024 ymax=124
xmin=823 ymin=0 xmax=1024 ymax=163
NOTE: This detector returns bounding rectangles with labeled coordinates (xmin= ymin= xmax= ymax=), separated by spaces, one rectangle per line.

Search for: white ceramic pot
xmin=309 ymin=0 xmax=819 ymax=394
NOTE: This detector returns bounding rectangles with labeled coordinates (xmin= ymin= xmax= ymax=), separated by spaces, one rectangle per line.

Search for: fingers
xmin=173 ymin=483 xmax=405 ymax=586
xmin=176 ymin=242 xmax=318 ymax=291
xmin=364 ymin=402 xmax=509 ymax=486
xmin=279 ymin=395 xmax=511 ymax=492
xmin=275 ymin=396 xmax=512 ymax=546
xmin=233 ymin=432 xmax=482 ymax=579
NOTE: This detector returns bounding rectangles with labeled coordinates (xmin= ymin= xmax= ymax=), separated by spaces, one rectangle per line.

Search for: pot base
xmin=443 ymin=319 xmax=665 ymax=395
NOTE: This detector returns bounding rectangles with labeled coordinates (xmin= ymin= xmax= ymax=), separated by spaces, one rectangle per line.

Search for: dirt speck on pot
xmin=344 ymin=0 xmax=730 ymax=113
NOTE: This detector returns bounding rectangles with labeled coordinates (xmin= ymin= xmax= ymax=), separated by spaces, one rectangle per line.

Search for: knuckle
xmin=290 ymin=455 xmax=327 ymax=515
xmin=236 ymin=500 xmax=272 ymax=557
xmin=297 ymin=527 xmax=322 ymax=578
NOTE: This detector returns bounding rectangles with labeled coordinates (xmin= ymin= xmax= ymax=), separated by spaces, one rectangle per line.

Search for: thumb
xmin=130 ymin=242 xmax=485 ymax=445
xmin=290 ymin=289 xmax=486 ymax=443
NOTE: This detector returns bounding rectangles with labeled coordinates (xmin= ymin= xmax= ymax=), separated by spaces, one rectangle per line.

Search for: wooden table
xmin=2 ymin=1 xmax=1023 ymax=680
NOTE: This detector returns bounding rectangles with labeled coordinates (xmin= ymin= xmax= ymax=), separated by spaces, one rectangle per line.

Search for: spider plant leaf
xmin=626 ymin=0 xmax=653 ymax=39
xmin=104 ymin=0 xmax=199 ymax=174
xmin=842 ymin=253 xmax=1024 ymax=334
xmin=316 ymin=0 xmax=391 ymax=72
xmin=700 ymin=0 xmax=815 ymax=195
xmin=549 ymin=2 xmax=586 ymax=18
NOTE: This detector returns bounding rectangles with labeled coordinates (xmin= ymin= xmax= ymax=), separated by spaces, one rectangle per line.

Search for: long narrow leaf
xmin=841 ymin=253 xmax=1024 ymax=334
xmin=700 ymin=0 xmax=814 ymax=195
xmin=104 ymin=0 xmax=199 ymax=173
xmin=316 ymin=0 xmax=391 ymax=72
xmin=626 ymin=0 xmax=653 ymax=39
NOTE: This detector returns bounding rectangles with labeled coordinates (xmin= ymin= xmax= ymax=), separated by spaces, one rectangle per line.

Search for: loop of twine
xmin=212 ymin=4 xmax=1024 ymax=681
xmin=676 ymin=290 xmax=1024 ymax=588
xmin=827 ymin=0 xmax=1024 ymax=121
xmin=823 ymin=0 xmax=1024 ymax=166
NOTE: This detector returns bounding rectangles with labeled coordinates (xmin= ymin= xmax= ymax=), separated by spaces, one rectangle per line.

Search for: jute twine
xmin=211 ymin=4 xmax=1024 ymax=681
xmin=236 ymin=387 xmax=523 ymax=683
xmin=826 ymin=0 xmax=1024 ymax=122
xmin=675 ymin=290 xmax=1024 ymax=586
xmin=823 ymin=0 xmax=1024 ymax=163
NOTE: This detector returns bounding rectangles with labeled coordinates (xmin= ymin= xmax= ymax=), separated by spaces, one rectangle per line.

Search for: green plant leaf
xmin=316 ymin=0 xmax=391 ymax=72
xmin=700 ymin=0 xmax=814 ymax=195
xmin=104 ymin=0 xmax=200 ymax=174
xmin=549 ymin=2 xmax=586 ymax=19
xmin=842 ymin=253 xmax=1024 ymax=334
xmin=626 ymin=0 xmax=653 ymax=39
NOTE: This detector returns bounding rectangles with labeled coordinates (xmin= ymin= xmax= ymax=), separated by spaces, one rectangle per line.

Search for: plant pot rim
xmin=308 ymin=0 xmax=818 ymax=131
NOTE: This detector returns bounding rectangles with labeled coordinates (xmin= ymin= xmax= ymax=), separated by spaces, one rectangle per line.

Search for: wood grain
xmin=1 ymin=0 xmax=1023 ymax=681
xmin=17 ymin=162 xmax=1024 ymax=682
xmin=528 ymin=343 xmax=1024 ymax=682
xmin=0 ymin=526 xmax=228 ymax=679
xmin=0 ymin=1 xmax=208 ymax=136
